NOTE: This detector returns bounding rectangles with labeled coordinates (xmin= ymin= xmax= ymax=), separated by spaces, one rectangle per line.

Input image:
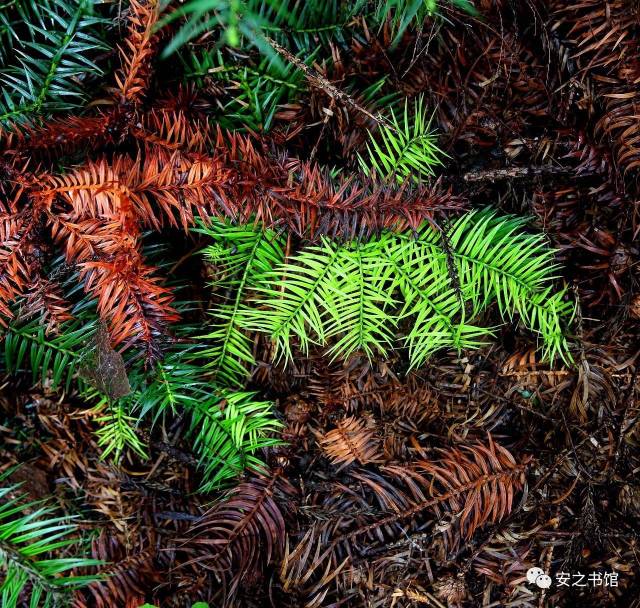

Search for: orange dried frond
xmin=50 ymin=217 xmax=138 ymax=263
xmin=3 ymin=115 xmax=117 ymax=156
xmin=41 ymin=156 xmax=167 ymax=232
xmin=134 ymin=110 xmax=212 ymax=157
xmin=412 ymin=437 xmax=528 ymax=539
xmin=80 ymin=254 xmax=178 ymax=358
xmin=50 ymin=213 xmax=167 ymax=353
xmin=113 ymin=0 xmax=163 ymax=105
xmin=140 ymin=152 xmax=231 ymax=229
xmin=320 ymin=416 xmax=381 ymax=469
xmin=24 ymin=278 xmax=73 ymax=331
xmin=42 ymin=158 xmax=134 ymax=215
xmin=0 ymin=211 xmax=28 ymax=242
xmin=43 ymin=164 xmax=179 ymax=357
xmin=0 ymin=211 xmax=38 ymax=321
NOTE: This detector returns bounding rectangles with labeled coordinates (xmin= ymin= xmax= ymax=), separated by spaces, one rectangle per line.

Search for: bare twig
xmin=264 ymin=36 xmax=392 ymax=130
xmin=462 ymin=165 xmax=572 ymax=183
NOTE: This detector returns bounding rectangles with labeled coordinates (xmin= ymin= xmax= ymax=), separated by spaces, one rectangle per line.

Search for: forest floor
xmin=1 ymin=1 xmax=640 ymax=607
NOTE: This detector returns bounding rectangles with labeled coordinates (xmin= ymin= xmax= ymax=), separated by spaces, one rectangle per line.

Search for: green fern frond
xmin=244 ymin=236 xmax=399 ymax=362
xmin=162 ymin=0 xmax=355 ymax=58
xmin=358 ymin=77 xmax=403 ymax=115
xmin=185 ymin=49 xmax=310 ymax=131
xmin=135 ymin=348 xmax=206 ymax=422
xmin=198 ymin=220 xmax=286 ymax=385
xmin=68 ymin=332 xmax=284 ymax=489
xmin=85 ymin=329 xmax=283 ymax=488
xmin=241 ymin=209 xmax=573 ymax=366
xmin=132 ymin=351 xmax=282 ymax=491
xmin=189 ymin=390 xmax=283 ymax=492
xmin=380 ymin=233 xmax=490 ymax=368
xmin=422 ymin=211 xmax=575 ymax=357
xmin=245 ymin=239 xmax=345 ymax=360
xmin=359 ymin=95 xmax=447 ymax=183
xmin=245 ymin=237 xmax=399 ymax=361
xmin=320 ymin=241 xmax=398 ymax=360
xmin=521 ymin=288 xmax=572 ymax=365
xmin=373 ymin=0 xmax=478 ymax=44
xmin=0 ymin=0 xmax=84 ymax=64
xmin=93 ymin=404 xmax=149 ymax=461
xmin=2 ymin=298 xmax=97 ymax=392
xmin=0 ymin=0 xmax=46 ymax=63
xmin=0 ymin=471 xmax=102 ymax=608
xmin=0 ymin=0 xmax=107 ymax=124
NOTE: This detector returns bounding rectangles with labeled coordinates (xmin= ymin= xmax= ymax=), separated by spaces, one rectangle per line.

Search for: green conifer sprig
xmin=359 ymin=95 xmax=447 ymax=183
xmin=198 ymin=220 xmax=286 ymax=386
xmin=0 ymin=0 xmax=107 ymax=124
xmin=0 ymin=470 xmax=101 ymax=608
xmin=1 ymin=278 xmax=282 ymax=491
xmin=199 ymin=210 xmax=574 ymax=369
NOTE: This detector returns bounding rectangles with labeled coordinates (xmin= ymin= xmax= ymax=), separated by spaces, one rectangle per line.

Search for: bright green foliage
xmin=1 ymin=281 xmax=147 ymax=462
xmin=198 ymin=220 xmax=285 ymax=385
xmin=69 ymin=328 xmax=283 ymax=490
xmin=131 ymin=345 xmax=208 ymax=422
xmin=1 ymin=292 xmax=282 ymax=491
xmin=240 ymin=210 xmax=573 ymax=367
xmin=359 ymin=95 xmax=446 ymax=183
xmin=190 ymin=390 xmax=282 ymax=492
xmin=381 ymin=231 xmax=489 ymax=365
xmin=0 ymin=0 xmax=107 ymax=124
xmin=323 ymin=245 xmax=399 ymax=360
xmin=245 ymin=239 xmax=399 ymax=361
xmin=120 ymin=337 xmax=283 ymax=489
xmin=162 ymin=0 xmax=355 ymax=59
xmin=358 ymin=77 xmax=403 ymax=117
xmin=94 ymin=404 xmax=149 ymax=461
xmin=185 ymin=48 xmax=310 ymax=131
xmin=2 ymin=298 xmax=97 ymax=393
xmin=438 ymin=212 xmax=572 ymax=364
xmin=373 ymin=0 xmax=478 ymax=44
xmin=0 ymin=471 xmax=101 ymax=608
xmin=162 ymin=0 xmax=477 ymax=57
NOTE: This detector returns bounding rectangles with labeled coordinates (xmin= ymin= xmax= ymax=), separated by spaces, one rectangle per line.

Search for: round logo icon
xmin=526 ymin=567 xmax=545 ymax=584
xmin=526 ymin=567 xmax=552 ymax=589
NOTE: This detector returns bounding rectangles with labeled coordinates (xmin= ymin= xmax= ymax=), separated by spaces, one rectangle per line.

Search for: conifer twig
xmin=263 ymin=36 xmax=393 ymax=130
